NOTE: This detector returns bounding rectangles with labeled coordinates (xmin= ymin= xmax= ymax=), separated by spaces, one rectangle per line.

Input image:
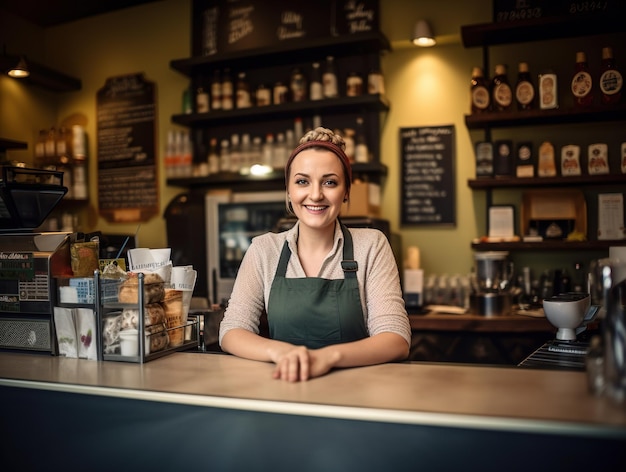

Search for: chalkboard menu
xmin=194 ymin=0 xmax=380 ymax=56
xmin=96 ymin=73 xmax=158 ymax=223
xmin=400 ymin=126 xmax=456 ymax=226
xmin=493 ymin=0 xmax=624 ymax=23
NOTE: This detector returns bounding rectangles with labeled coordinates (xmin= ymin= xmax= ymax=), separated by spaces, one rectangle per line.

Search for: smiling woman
xmin=218 ymin=127 xmax=411 ymax=382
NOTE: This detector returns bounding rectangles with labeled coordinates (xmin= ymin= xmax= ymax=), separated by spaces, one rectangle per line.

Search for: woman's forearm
xmin=220 ymin=328 xmax=292 ymax=362
xmin=320 ymin=332 xmax=409 ymax=369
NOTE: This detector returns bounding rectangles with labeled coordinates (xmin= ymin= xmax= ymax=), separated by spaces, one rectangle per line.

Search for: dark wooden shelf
xmin=172 ymin=94 xmax=389 ymax=127
xmin=468 ymin=174 xmax=626 ymax=189
xmin=464 ymin=103 xmax=626 ymax=130
xmin=461 ymin=12 xmax=626 ymax=48
xmin=0 ymin=138 xmax=27 ymax=151
xmin=471 ymin=240 xmax=626 ymax=251
xmin=167 ymin=162 xmax=388 ymax=191
xmin=171 ymin=31 xmax=391 ymax=76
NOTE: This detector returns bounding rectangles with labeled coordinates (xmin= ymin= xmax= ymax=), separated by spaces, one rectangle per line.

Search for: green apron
xmin=267 ymin=223 xmax=368 ymax=349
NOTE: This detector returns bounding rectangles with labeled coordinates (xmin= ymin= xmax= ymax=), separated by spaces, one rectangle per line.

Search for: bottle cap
xmin=494 ymin=64 xmax=506 ymax=75
xmin=518 ymin=62 xmax=529 ymax=73
xmin=472 ymin=67 xmax=483 ymax=78
xmin=602 ymin=47 xmax=613 ymax=60
xmin=575 ymin=51 xmax=586 ymax=63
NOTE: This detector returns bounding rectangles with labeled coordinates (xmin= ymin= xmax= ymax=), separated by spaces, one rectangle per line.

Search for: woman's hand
xmin=270 ymin=345 xmax=340 ymax=382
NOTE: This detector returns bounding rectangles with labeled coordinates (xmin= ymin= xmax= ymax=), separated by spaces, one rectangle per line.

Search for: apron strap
xmin=340 ymin=222 xmax=357 ymax=279
xmin=275 ymin=222 xmax=358 ymax=278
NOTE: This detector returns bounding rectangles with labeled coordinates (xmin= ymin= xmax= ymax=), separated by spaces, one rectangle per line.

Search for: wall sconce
xmin=8 ymin=56 xmax=30 ymax=78
xmin=412 ymin=20 xmax=436 ymax=47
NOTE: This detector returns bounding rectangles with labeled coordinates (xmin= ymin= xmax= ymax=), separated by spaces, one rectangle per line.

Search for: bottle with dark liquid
xmin=599 ymin=47 xmax=623 ymax=106
xmin=515 ymin=62 xmax=535 ymax=111
xmin=571 ymin=51 xmax=594 ymax=108
xmin=470 ymin=67 xmax=490 ymax=113
xmin=491 ymin=64 xmax=512 ymax=112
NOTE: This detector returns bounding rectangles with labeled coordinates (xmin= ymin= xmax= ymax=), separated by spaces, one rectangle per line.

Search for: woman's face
xmin=287 ymin=149 xmax=348 ymax=231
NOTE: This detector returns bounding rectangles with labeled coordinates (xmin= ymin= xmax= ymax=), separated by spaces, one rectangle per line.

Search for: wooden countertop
xmin=408 ymin=311 xmax=555 ymax=332
xmin=1 ymin=351 xmax=624 ymax=438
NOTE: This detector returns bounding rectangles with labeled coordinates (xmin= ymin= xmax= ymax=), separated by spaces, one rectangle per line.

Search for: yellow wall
xmin=1 ymin=0 xmax=498 ymax=275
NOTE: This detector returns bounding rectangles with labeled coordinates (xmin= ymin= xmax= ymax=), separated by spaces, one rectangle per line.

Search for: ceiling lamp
xmin=8 ymin=56 xmax=30 ymax=78
xmin=412 ymin=20 xmax=436 ymax=47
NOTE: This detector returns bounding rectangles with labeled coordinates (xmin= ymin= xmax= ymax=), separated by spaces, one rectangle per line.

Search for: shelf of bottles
xmin=34 ymin=125 xmax=89 ymax=202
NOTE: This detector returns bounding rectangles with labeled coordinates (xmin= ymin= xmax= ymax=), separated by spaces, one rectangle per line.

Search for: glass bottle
xmin=221 ymin=68 xmax=234 ymax=110
xmin=229 ymin=133 xmax=241 ymax=173
xmin=45 ymin=127 xmax=57 ymax=161
xmin=491 ymin=64 xmax=512 ymax=112
xmin=207 ymin=137 xmax=220 ymax=174
xmin=290 ymin=68 xmax=307 ymax=102
xmin=35 ymin=129 xmax=47 ymax=166
xmin=571 ymin=51 xmax=593 ymax=108
xmin=236 ymin=72 xmax=251 ymax=109
xmin=470 ymin=67 xmax=490 ymax=113
xmin=323 ymin=56 xmax=339 ymax=98
xmin=210 ymin=70 xmax=222 ymax=111
xmin=346 ymin=72 xmax=363 ymax=97
xmin=309 ymin=62 xmax=323 ymax=101
xmin=515 ymin=62 xmax=535 ymax=111
xmin=262 ymin=133 xmax=274 ymax=168
xmin=196 ymin=78 xmax=209 ymax=113
xmin=354 ymin=117 xmax=369 ymax=163
xmin=219 ymin=139 xmax=230 ymax=172
xmin=72 ymin=125 xmax=88 ymax=200
xmin=599 ymin=47 xmax=623 ymax=106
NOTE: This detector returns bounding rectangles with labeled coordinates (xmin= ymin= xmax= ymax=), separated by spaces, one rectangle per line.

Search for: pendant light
xmin=412 ymin=20 xmax=436 ymax=47
xmin=8 ymin=56 xmax=30 ymax=78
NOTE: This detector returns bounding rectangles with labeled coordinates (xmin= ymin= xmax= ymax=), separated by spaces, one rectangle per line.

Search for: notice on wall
xmin=400 ymin=126 xmax=456 ymax=226
xmin=96 ymin=73 xmax=159 ymax=223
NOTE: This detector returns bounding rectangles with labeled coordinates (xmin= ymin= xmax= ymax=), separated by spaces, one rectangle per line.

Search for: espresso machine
xmin=0 ymin=166 xmax=71 ymax=354
xmin=469 ymin=251 xmax=514 ymax=316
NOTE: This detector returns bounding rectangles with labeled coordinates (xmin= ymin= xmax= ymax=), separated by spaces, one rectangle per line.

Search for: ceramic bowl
xmin=543 ymin=293 xmax=591 ymax=341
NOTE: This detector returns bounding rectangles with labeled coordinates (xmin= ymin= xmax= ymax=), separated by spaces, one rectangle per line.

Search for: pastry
xmin=118 ymin=272 xmax=165 ymax=304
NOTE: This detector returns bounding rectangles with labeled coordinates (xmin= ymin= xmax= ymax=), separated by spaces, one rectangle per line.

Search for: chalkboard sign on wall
xmin=193 ymin=0 xmax=381 ymax=56
xmin=96 ymin=73 xmax=159 ymax=223
xmin=400 ymin=126 xmax=456 ymax=226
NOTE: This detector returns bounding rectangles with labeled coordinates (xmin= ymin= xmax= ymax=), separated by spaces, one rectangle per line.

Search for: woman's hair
xmin=285 ymin=126 xmax=352 ymax=193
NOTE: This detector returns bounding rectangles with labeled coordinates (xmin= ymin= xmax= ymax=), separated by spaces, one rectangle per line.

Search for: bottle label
xmin=368 ymin=73 xmax=385 ymax=94
xmin=471 ymin=86 xmax=490 ymax=110
xmin=310 ymin=82 xmax=323 ymax=100
xmin=236 ymin=89 xmax=251 ymax=108
xmin=323 ymin=73 xmax=338 ymax=98
xmin=493 ymin=83 xmax=512 ymax=107
xmin=346 ymin=74 xmax=363 ymax=97
xmin=600 ymin=69 xmax=623 ymax=96
xmin=539 ymin=74 xmax=558 ymax=109
xmin=515 ymin=81 xmax=535 ymax=105
xmin=197 ymin=92 xmax=209 ymax=113
xmin=571 ymin=71 xmax=592 ymax=98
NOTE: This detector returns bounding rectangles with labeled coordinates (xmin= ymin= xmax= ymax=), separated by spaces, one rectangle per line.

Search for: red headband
xmin=284 ymin=140 xmax=352 ymax=187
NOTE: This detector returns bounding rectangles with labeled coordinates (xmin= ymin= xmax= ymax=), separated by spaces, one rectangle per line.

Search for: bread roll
xmin=118 ymin=272 xmax=165 ymax=304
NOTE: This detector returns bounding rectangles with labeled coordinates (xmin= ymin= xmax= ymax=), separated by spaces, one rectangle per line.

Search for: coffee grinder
xmin=469 ymin=251 xmax=514 ymax=316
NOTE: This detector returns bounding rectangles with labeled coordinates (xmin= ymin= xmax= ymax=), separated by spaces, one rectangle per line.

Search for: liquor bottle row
xmin=475 ymin=140 xmax=626 ymax=178
xmin=165 ymin=116 xmax=371 ymax=179
xmin=34 ymin=125 xmax=88 ymax=200
xmin=470 ymin=46 xmax=623 ymax=114
xmin=182 ymin=56 xmax=386 ymax=114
